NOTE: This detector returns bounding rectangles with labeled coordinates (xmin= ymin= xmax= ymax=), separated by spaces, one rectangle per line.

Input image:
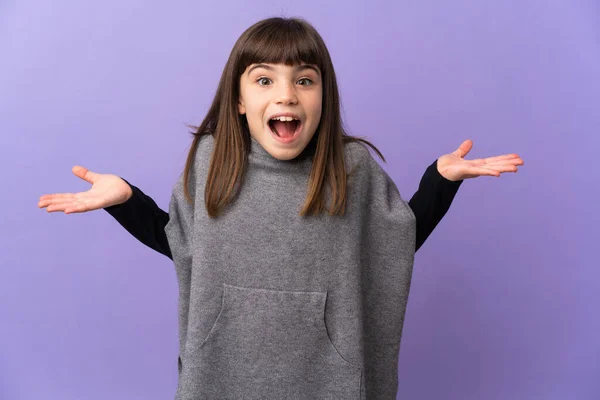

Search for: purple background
xmin=1 ymin=1 xmax=598 ymax=399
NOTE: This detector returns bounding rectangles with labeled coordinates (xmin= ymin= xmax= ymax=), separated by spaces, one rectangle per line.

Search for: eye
xmin=297 ymin=78 xmax=313 ymax=86
xmin=257 ymin=77 xmax=272 ymax=86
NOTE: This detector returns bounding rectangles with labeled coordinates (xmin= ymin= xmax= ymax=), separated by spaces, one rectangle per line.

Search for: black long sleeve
xmin=408 ymin=159 xmax=463 ymax=252
xmin=104 ymin=159 xmax=462 ymax=258
xmin=104 ymin=179 xmax=173 ymax=259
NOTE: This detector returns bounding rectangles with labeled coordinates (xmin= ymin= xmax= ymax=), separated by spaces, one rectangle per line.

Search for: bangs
xmin=237 ymin=19 xmax=324 ymax=74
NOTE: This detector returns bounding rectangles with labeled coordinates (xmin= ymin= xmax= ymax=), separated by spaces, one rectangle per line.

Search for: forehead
xmin=246 ymin=63 xmax=321 ymax=75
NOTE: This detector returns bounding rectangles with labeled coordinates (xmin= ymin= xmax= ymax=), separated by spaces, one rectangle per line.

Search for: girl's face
xmin=238 ymin=63 xmax=322 ymax=160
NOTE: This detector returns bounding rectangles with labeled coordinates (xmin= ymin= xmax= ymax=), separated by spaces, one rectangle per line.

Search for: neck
xmin=249 ymin=136 xmax=316 ymax=170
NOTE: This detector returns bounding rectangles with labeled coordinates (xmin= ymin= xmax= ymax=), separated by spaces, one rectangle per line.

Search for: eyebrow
xmin=247 ymin=64 xmax=321 ymax=76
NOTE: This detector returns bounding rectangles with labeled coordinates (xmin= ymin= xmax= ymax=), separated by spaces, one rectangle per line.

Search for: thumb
xmin=72 ymin=165 xmax=100 ymax=184
xmin=452 ymin=139 xmax=473 ymax=158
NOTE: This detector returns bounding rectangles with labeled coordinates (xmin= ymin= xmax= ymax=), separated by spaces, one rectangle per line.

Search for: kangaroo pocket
xmin=195 ymin=283 xmax=363 ymax=399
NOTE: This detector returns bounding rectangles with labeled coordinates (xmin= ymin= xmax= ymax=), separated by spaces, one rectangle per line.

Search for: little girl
xmin=39 ymin=17 xmax=523 ymax=400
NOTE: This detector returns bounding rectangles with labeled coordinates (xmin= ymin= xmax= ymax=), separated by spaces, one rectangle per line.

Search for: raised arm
xmin=409 ymin=140 xmax=524 ymax=251
xmin=38 ymin=165 xmax=174 ymax=259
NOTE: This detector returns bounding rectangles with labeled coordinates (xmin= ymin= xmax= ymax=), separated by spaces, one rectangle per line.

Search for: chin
xmin=267 ymin=145 xmax=304 ymax=161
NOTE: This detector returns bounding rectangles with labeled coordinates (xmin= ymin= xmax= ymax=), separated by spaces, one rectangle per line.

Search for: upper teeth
xmin=271 ymin=116 xmax=298 ymax=121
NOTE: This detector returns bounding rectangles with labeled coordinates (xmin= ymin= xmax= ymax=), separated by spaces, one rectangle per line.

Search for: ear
xmin=238 ymin=98 xmax=246 ymax=115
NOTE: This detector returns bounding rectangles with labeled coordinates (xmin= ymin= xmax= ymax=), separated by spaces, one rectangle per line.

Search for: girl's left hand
xmin=437 ymin=140 xmax=524 ymax=181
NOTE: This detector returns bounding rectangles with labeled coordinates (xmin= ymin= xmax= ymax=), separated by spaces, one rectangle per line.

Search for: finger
xmin=483 ymin=154 xmax=522 ymax=163
xmin=38 ymin=195 xmax=77 ymax=207
xmin=39 ymin=191 xmax=98 ymax=207
xmin=453 ymin=139 xmax=473 ymax=158
xmin=467 ymin=166 xmax=501 ymax=177
xmin=48 ymin=200 xmax=91 ymax=214
xmin=481 ymin=165 xmax=519 ymax=173
xmin=39 ymin=193 xmax=76 ymax=201
xmin=467 ymin=157 xmax=523 ymax=169
xmin=72 ymin=165 xmax=100 ymax=185
xmin=45 ymin=202 xmax=73 ymax=213
xmin=38 ymin=196 xmax=75 ymax=208
xmin=468 ymin=155 xmax=520 ymax=165
xmin=485 ymin=159 xmax=524 ymax=168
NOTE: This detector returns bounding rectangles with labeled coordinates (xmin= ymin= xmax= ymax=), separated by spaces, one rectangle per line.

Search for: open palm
xmin=38 ymin=166 xmax=132 ymax=214
xmin=437 ymin=140 xmax=524 ymax=181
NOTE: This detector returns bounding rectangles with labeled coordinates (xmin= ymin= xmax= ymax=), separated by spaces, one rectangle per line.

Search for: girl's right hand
xmin=38 ymin=166 xmax=133 ymax=214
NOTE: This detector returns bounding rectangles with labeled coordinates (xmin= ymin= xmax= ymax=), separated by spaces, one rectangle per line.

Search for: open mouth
xmin=268 ymin=116 xmax=302 ymax=142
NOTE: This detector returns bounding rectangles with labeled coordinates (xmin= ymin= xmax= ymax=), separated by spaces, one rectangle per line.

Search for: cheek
xmin=243 ymin=96 xmax=264 ymax=117
xmin=312 ymin=100 xmax=323 ymax=125
xmin=312 ymin=91 xmax=323 ymax=122
xmin=246 ymin=107 xmax=264 ymax=128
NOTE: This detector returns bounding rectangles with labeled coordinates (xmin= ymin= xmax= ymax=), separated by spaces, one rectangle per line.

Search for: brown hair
xmin=184 ymin=17 xmax=384 ymax=217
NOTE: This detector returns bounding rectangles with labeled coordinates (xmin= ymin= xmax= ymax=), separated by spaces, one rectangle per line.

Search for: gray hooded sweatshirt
xmin=164 ymin=133 xmax=416 ymax=399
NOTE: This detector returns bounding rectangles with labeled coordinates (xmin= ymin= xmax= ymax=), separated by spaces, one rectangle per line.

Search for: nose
xmin=275 ymin=82 xmax=298 ymax=105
